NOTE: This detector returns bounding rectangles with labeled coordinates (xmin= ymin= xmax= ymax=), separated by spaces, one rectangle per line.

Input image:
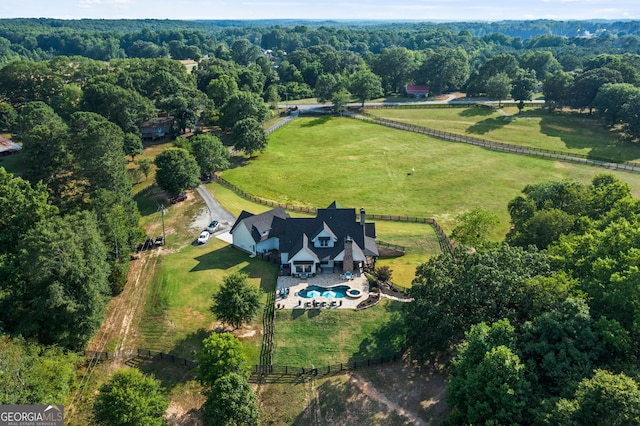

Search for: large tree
xmin=511 ymin=68 xmax=538 ymax=112
xmin=568 ymin=67 xmax=624 ymax=113
xmin=416 ymin=47 xmax=470 ymax=94
xmin=202 ymin=373 xmax=259 ymax=426
xmin=349 ymin=68 xmax=383 ymax=107
xmin=232 ymin=118 xmax=268 ymax=158
xmin=371 ymin=47 xmax=417 ymax=94
xmin=18 ymin=102 xmax=72 ymax=199
xmin=11 ymin=211 xmax=111 ymax=349
xmin=550 ymin=370 xmax=640 ymax=425
xmin=81 ymin=81 xmax=156 ymax=133
xmin=93 ymin=368 xmax=168 ymax=426
xmin=190 ymin=133 xmax=230 ymax=175
xmin=68 ymin=112 xmax=131 ymax=198
xmin=404 ymin=244 xmax=552 ymax=361
xmin=218 ymin=91 xmax=270 ymax=131
xmin=447 ymin=320 xmax=530 ymax=426
xmin=485 ymin=72 xmax=512 ymax=107
xmin=123 ymin=132 xmax=143 ymax=162
xmin=197 ymin=332 xmax=248 ymax=387
xmin=543 ymin=70 xmax=574 ymax=110
xmin=450 ymin=207 xmax=499 ymax=248
xmin=211 ymin=272 xmax=261 ymax=330
xmin=154 ymin=147 xmax=200 ymax=196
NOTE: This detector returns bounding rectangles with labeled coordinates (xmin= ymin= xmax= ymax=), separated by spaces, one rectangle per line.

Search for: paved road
xmin=195 ymin=184 xmax=236 ymax=232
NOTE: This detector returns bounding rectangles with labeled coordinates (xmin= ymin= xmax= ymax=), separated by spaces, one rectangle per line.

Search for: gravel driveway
xmin=194 ymin=185 xmax=236 ymax=238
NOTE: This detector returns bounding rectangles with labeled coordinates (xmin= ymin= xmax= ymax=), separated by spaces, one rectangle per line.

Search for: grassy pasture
xmin=221 ymin=115 xmax=640 ymax=240
xmin=137 ymin=237 xmax=276 ymax=365
xmin=272 ymin=298 xmax=406 ymax=367
xmin=367 ymin=106 xmax=640 ymax=164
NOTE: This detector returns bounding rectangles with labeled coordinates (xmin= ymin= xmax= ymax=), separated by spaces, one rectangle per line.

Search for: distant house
xmin=230 ymin=202 xmax=379 ymax=275
xmin=0 ymin=136 xmax=21 ymax=156
xmin=140 ymin=117 xmax=174 ymax=140
xmin=405 ymin=85 xmax=430 ymax=98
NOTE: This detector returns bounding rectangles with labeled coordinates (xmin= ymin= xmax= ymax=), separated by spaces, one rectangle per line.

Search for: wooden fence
xmin=353 ymin=111 xmax=640 ymax=174
xmin=211 ymin=175 xmax=454 ymax=256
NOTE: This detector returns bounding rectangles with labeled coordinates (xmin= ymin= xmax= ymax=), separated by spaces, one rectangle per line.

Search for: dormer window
xmin=318 ymin=237 xmax=330 ymax=247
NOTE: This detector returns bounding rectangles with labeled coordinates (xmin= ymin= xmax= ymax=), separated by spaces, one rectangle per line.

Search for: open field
xmin=221 ymin=115 xmax=640 ymax=239
xmin=257 ymin=359 xmax=448 ymax=425
xmin=135 ymin=234 xmax=276 ymax=365
xmin=366 ymin=106 xmax=640 ymax=164
xmin=272 ymin=298 xmax=406 ymax=367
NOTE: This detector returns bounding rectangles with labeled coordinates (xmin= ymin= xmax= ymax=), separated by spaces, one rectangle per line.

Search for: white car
xmin=197 ymin=231 xmax=210 ymax=244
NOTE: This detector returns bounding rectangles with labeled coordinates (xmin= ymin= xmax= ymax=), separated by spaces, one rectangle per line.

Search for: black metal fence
xmin=251 ymin=353 xmax=402 ymax=379
xmin=83 ymin=348 xmax=196 ymax=369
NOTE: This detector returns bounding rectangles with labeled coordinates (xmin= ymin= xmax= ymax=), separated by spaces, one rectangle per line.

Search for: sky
xmin=1 ymin=0 xmax=639 ymax=22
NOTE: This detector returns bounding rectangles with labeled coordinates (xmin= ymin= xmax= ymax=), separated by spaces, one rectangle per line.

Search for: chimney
xmin=360 ymin=208 xmax=365 ymax=226
xmin=343 ymin=236 xmax=354 ymax=273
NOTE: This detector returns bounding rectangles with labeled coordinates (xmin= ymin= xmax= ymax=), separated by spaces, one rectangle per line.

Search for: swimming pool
xmin=299 ymin=285 xmax=350 ymax=299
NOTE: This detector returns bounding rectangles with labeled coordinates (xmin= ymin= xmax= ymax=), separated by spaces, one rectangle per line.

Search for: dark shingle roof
xmin=230 ymin=207 xmax=290 ymax=243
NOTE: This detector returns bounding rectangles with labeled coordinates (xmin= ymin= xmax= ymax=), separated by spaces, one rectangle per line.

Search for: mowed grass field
xmin=367 ymin=105 xmax=640 ymax=164
xmin=137 ymin=236 xmax=277 ymax=365
xmin=272 ymin=298 xmax=406 ymax=366
xmin=220 ymin=115 xmax=640 ymax=240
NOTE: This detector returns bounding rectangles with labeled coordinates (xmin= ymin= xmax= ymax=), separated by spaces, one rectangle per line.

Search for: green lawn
xmin=367 ymin=106 xmax=640 ymax=164
xmin=220 ymin=116 xmax=640 ymax=239
xmin=272 ymin=298 xmax=406 ymax=367
xmin=138 ymin=237 xmax=277 ymax=365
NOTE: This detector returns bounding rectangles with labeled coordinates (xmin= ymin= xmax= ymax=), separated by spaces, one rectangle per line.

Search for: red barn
xmin=405 ymin=85 xmax=430 ymax=98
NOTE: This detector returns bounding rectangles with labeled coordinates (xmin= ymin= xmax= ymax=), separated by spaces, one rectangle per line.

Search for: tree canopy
xmin=92 ymin=368 xmax=168 ymax=426
xmin=211 ymin=272 xmax=262 ymax=330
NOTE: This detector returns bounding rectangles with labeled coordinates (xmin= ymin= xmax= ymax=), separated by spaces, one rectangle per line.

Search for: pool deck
xmin=275 ymin=273 xmax=370 ymax=310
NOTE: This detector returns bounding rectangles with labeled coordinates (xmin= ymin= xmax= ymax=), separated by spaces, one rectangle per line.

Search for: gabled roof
xmin=276 ymin=202 xmax=378 ymax=258
xmin=405 ymin=84 xmax=430 ymax=94
xmin=230 ymin=207 xmax=290 ymax=243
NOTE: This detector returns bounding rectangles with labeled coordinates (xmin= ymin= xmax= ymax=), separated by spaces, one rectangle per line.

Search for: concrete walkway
xmin=275 ymin=273 xmax=370 ymax=310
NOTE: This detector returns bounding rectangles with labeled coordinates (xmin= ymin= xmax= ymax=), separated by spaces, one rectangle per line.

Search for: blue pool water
xmin=299 ymin=285 xmax=349 ymax=299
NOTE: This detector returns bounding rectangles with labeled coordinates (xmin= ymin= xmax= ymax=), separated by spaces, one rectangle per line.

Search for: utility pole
xmin=160 ymin=204 xmax=166 ymax=245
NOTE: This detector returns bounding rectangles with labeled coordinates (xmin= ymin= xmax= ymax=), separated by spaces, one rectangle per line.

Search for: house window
xmin=318 ymin=237 xmax=329 ymax=247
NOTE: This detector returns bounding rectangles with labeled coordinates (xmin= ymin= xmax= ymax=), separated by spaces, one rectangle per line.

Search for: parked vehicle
xmin=197 ymin=231 xmax=210 ymax=244
xmin=170 ymin=193 xmax=187 ymax=204
xmin=206 ymin=220 xmax=219 ymax=233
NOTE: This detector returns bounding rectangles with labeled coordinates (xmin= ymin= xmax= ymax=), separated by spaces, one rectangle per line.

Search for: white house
xmin=230 ymin=202 xmax=379 ymax=276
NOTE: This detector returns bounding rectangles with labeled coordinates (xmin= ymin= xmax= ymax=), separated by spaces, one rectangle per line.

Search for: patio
xmin=275 ymin=273 xmax=370 ymax=309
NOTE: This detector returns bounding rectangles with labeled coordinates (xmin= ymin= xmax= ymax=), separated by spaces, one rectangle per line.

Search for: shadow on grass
xmin=291 ymin=308 xmax=306 ymax=319
xmin=134 ymin=183 xmax=167 ymax=217
xmin=349 ymin=302 xmax=407 ymax=363
xmin=291 ymin=376 xmax=412 ymax=425
xmin=191 ymin=244 xmax=247 ymax=272
xmin=466 ymin=116 xmax=511 ymax=135
xmin=190 ymin=245 xmax=279 ymax=285
xmin=301 ymin=115 xmax=333 ymax=127
xmin=460 ymin=105 xmax=495 ymax=117
xmin=539 ymin=112 xmax=640 ymax=163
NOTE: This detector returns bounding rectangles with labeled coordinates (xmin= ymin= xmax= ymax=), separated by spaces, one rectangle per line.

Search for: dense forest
xmin=2 ymin=18 xmax=640 ymax=423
